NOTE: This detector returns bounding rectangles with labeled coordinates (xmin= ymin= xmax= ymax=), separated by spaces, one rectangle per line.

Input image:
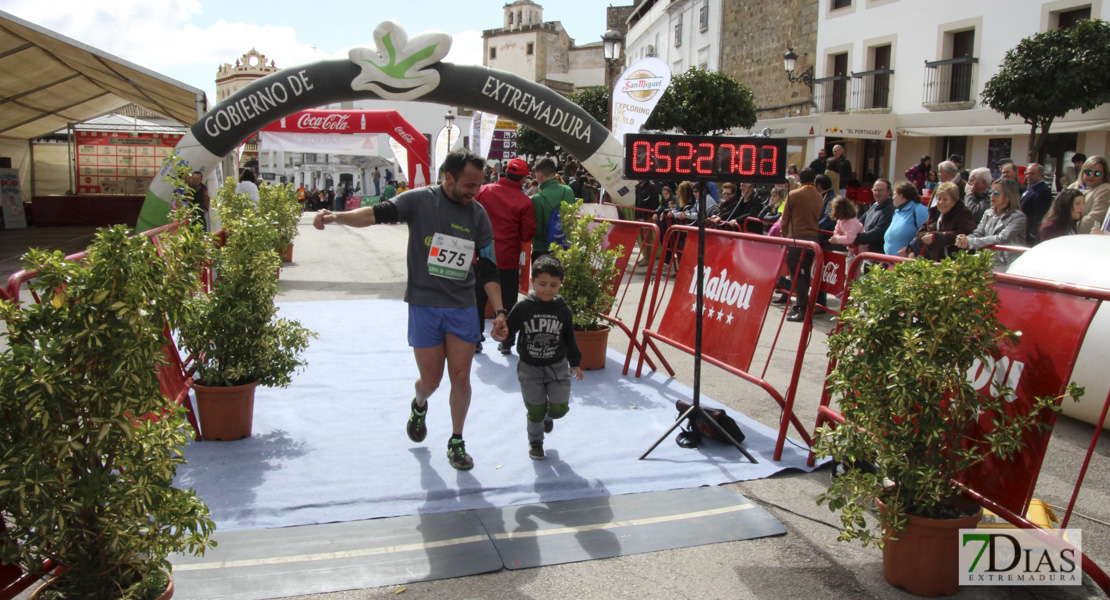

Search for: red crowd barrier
xmin=811 ymin=251 xmax=1110 ymax=593
xmin=635 ymin=225 xmax=824 ymax=460
xmin=592 ymin=218 xmax=660 ymax=375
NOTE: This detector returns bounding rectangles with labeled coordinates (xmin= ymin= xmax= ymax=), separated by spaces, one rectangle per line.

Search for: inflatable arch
xmin=138 ymin=21 xmax=636 ymax=231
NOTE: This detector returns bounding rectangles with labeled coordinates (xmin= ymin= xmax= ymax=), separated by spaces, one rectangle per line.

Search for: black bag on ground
xmin=674 ymin=400 xmax=746 ymax=448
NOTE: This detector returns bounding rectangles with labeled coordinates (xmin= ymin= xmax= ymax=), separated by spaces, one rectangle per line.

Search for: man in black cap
xmin=949 ymin=154 xmax=969 ymax=182
xmin=1061 ymin=153 xmax=1087 ymax=189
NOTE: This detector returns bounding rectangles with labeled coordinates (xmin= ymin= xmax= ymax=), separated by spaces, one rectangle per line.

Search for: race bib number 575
xmin=427 ymin=233 xmax=474 ymax=280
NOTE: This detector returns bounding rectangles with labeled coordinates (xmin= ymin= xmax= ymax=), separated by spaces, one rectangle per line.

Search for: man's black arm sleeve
xmin=372 ymin=200 xmax=399 ymax=224
xmin=476 ymin=256 xmax=499 ymax=288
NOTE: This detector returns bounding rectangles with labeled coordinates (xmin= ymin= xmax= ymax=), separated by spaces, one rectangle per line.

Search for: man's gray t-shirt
xmin=393 ymin=185 xmax=495 ymax=308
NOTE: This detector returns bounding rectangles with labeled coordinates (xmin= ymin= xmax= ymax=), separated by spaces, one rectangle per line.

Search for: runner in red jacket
xmin=474 ymin=158 xmax=537 ymax=355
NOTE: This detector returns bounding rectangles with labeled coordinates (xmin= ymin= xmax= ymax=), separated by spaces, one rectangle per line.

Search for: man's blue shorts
xmin=408 ymin=304 xmax=481 ymax=348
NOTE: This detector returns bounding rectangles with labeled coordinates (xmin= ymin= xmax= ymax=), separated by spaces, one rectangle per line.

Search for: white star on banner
xmin=690 ymin=302 xmax=698 ymax=312
xmin=725 ymin=312 xmax=734 ymax=324
xmin=716 ymin=309 xmax=725 ymax=321
xmin=708 ymin=308 xmax=715 ymax=318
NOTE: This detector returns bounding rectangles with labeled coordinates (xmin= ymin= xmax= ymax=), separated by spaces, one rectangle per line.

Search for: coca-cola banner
xmin=654 ymin=231 xmax=786 ymax=372
xmin=965 ymin=281 xmax=1099 ymax=515
xmin=818 ymin=251 xmax=847 ymax=298
xmin=139 ymin=20 xmax=636 ymax=232
xmin=260 ymin=131 xmax=377 ymax=155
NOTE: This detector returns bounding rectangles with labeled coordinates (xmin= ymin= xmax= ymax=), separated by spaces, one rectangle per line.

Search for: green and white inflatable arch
xmin=138 ymin=21 xmax=636 ymax=232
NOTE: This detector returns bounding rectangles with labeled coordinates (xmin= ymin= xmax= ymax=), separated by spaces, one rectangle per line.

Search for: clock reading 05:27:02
xmin=623 ymin=133 xmax=788 ymax=184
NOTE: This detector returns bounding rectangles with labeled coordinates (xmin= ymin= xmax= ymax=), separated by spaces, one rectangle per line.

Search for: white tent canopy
xmin=0 ymin=10 xmax=206 ymax=141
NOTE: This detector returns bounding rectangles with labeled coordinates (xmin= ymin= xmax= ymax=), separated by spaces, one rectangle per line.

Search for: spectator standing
xmin=965 ymin=168 xmax=993 ymax=225
xmin=635 ymin=179 xmax=660 ymax=217
xmin=936 ymin=161 xmax=965 ymax=202
xmin=236 ymin=169 xmax=260 ymax=204
xmin=780 ymin=169 xmax=824 ymax=322
xmin=1039 ymin=189 xmax=1085 ymax=243
xmin=530 ymin=158 xmax=575 ymax=262
xmin=185 ymin=171 xmax=210 ymax=231
xmin=886 ymin=182 xmax=929 ymax=255
xmin=1019 ymin=163 xmax=1053 ymax=245
xmin=827 ymin=145 xmax=852 ymax=195
xmin=914 ymin=182 xmax=976 ymax=260
xmin=957 ymin=178 xmax=1028 ymax=271
xmin=809 ymin=148 xmax=828 ymax=175
xmin=904 ymin=155 xmax=932 ymax=193
xmin=382 ymin=180 xmax=397 ymax=201
xmin=372 ymin=169 xmax=381 ymax=196
xmin=949 ymin=154 xmax=969 ymax=182
xmin=1059 ymin=153 xmax=1086 ymax=190
xmin=1069 ymin=155 xmax=1110 ymax=234
xmin=474 ymin=158 xmax=536 ymax=355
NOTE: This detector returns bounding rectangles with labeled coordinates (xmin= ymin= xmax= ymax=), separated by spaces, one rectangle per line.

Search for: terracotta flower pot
xmin=575 ymin=326 xmax=610 ymax=370
xmin=32 ymin=570 xmax=173 ymax=600
xmin=279 ymin=244 xmax=294 ymax=263
xmin=193 ymin=380 xmax=258 ymax=441
xmin=880 ymin=500 xmax=984 ymax=597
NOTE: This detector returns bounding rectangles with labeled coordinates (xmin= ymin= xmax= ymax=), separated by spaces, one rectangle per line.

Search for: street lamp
xmin=783 ymin=47 xmax=814 ymax=92
xmin=444 ymin=110 xmax=455 ymax=154
xmin=601 ymin=29 xmax=624 ymax=132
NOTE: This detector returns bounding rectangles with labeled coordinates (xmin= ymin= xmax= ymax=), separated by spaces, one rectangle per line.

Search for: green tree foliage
xmin=982 ymin=19 xmax=1110 ymax=161
xmin=645 ymin=67 xmax=757 ymax=135
xmin=515 ymin=123 xmax=557 ymax=157
xmin=517 ymin=86 xmax=609 ymax=158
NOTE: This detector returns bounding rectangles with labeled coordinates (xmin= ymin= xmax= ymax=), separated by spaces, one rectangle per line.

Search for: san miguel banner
xmin=138 ymin=20 xmax=637 ymax=231
xmin=611 ymin=57 xmax=671 ymax=145
xmin=655 ymin=231 xmax=785 ymax=372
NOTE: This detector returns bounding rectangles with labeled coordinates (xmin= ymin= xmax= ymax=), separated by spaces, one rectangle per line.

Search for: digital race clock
xmin=623 ymin=133 xmax=788 ymax=184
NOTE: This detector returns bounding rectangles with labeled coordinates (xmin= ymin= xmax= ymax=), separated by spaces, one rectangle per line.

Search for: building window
xmin=674 ymin=16 xmax=683 ymax=47
xmin=508 ymin=12 xmax=514 ymax=26
xmin=832 ymin=0 xmax=851 ymax=9
xmin=1056 ymin=6 xmax=1092 ymax=29
xmin=489 ymin=46 xmax=496 ymax=60
xmin=923 ymin=29 xmax=977 ymax=107
xmin=527 ymin=42 xmax=534 ymax=55
xmin=699 ymin=2 xmax=709 ymax=31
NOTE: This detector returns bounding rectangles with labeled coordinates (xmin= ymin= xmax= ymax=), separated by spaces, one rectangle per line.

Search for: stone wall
xmin=719 ymin=0 xmax=818 ymax=117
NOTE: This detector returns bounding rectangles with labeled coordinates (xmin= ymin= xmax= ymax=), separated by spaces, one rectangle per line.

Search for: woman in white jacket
xmin=956 ymin=178 xmax=1027 ymax=271
xmin=235 ymin=169 xmax=260 ymax=204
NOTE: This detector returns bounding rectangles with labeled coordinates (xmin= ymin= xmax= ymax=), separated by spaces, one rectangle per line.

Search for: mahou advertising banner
xmin=611 ymin=57 xmax=671 ymax=144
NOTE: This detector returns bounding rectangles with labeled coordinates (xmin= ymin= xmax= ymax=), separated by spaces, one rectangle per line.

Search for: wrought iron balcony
xmin=850 ymin=69 xmax=894 ymax=111
xmin=922 ymin=56 xmax=978 ymax=110
xmin=813 ymin=74 xmax=851 ymax=114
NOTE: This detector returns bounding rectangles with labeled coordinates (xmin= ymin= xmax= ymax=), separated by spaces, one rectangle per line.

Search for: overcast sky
xmin=3 ymin=0 xmax=612 ymax=103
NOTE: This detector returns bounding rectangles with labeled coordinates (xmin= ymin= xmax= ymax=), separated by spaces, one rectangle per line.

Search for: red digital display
xmin=623 ymin=133 xmax=788 ymax=184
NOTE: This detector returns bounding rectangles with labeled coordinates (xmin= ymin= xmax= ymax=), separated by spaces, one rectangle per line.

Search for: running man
xmin=313 ymin=150 xmax=509 ymax=470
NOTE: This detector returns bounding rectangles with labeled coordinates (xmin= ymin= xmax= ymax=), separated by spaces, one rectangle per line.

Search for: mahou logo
xmin=297 ymin=113 xmax=351 ymax=131
xmin=689 ymin=267 xmax=754 ymax=311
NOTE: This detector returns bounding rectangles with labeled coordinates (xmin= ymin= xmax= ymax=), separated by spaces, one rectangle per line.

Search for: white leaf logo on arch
xmin=350 ymin=21 xmax=451 ymax=101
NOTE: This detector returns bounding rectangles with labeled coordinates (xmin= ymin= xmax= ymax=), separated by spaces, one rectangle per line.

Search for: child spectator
xmin=827 ymin=196 xmax=865 ymax=259
xmin=503 ymin=255 xmax=583 ymax=460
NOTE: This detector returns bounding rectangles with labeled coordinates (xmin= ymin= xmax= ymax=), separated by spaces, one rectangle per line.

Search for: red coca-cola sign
xmin=296 ymin=113 xmax=351 ymax=132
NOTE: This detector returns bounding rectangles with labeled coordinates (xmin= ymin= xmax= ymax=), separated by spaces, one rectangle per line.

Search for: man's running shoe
xmin=406 ymin=398 xmax=427 ymax=443
xmin=447 ymin=438 xmax=474 ymax=470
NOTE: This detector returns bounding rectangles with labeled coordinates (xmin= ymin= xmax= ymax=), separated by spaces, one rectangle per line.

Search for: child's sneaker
xmin=529 ymin=440 xmax=545 ymax=460
xmin=543 ymin=418 xmax=554 ymax=434
xmin=447 ymin=438 xmax=474 ymax=470
xmin=406 ymin=398 xmax=427 ymax=443
xmin=498 ymin=340 xmax=512 ymax=355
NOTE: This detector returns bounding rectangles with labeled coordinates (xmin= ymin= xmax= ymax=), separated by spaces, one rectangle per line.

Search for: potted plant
xmin=0 ymin=178 xmax=215 ymax=598
xmin=179 ymin=178 xmax=315 ymax=441
xmin=812 ymin=251 xmax=1080 ymax=597
xmin=550 ymin=199 xmax=622 ymax=370
xmin=258 ymin=182 xmax=301 ymax=263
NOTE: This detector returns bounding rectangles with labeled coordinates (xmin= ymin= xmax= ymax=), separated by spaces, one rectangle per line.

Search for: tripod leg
xmin=639 ymin=404 xmax=697 ymax=460
xmin=695 ymin=406 xmax=758 ymax=464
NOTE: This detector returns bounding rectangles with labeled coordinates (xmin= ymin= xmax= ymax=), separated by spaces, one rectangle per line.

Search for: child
xmin=500 ymin=255 xmax=584 ymax=460
xmin=827 ymin=196 xmax=865 ymax=259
